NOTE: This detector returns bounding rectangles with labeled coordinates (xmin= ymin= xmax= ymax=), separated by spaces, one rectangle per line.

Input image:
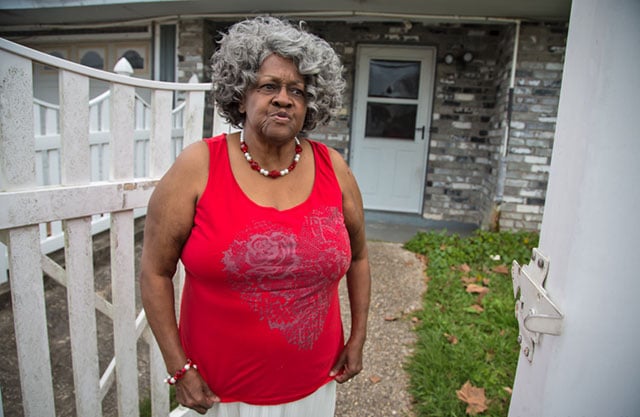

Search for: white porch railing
xmin=0 ymin=37 xmax=220 ymax=417
xmin=30 ymin=88 xmax=187 ymax=257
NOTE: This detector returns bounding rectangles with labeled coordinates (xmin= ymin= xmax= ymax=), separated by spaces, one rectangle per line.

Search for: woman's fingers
xmin=330 ymin=342 xmax=364 ymax=383
xmin=175 ymin=371 xmax=220 ymax=413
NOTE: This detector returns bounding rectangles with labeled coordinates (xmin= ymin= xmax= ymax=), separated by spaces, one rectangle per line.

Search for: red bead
xmin=268 ymin=170 xmax=280 ymax=178
xmin=250 ymin=161 xmax=260 ymax=170
xmin=288 ymin=163 xmax=296 ymax=171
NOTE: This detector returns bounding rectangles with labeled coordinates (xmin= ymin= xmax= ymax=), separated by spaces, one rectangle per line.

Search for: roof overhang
xmin=0 ymin=0 xmax=571 ymax=28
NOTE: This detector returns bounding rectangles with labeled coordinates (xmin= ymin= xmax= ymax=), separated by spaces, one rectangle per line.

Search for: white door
xmin=351 ymin=45 xmax=435 ymax=213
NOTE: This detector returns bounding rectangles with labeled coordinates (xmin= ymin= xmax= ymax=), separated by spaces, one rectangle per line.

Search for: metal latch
xmin=512 ymin=248 xmax=563 ymax=362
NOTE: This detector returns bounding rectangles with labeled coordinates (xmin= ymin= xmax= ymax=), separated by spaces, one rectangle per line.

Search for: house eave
xmin=0 ymin=1 xmax=571 ymax=27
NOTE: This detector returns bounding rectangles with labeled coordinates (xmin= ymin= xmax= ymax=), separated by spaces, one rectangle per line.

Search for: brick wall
xmin=192 ymin=19 xmax=567 ymax=231
xmin=500 ymin=22 xmax=567 ymax=230
xmin=422 ymin=24 xmax=505 ymax=225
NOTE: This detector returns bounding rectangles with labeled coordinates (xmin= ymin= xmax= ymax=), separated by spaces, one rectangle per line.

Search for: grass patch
xmin=404 ymin=230 xmax=538 ymax=416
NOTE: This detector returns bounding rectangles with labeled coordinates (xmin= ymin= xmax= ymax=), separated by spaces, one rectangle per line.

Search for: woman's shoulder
xmin=178 ymin=133 xmax=227 ymax=163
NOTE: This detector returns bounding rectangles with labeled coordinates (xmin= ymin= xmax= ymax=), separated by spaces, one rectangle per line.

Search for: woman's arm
xmin=139 ymin=141 xmax=219 ymax=413
xmin=328 ymin=148 xmax=372 ymax=383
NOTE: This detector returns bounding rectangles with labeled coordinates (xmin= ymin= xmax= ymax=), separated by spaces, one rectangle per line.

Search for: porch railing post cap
xmin=114 ymin=58 xmax=133 ymax=76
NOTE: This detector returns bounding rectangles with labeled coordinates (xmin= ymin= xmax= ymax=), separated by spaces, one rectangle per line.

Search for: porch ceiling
xmin=0 ymin=0 xmax=571 ymax=27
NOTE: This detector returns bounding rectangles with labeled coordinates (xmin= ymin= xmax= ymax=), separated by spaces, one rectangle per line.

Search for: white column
xmin=509 ymin=1 xmax=640 ymax=416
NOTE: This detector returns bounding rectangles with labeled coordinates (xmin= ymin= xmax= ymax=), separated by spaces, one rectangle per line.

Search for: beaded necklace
xmin=240 ymin=131 xmax=302 ymax=178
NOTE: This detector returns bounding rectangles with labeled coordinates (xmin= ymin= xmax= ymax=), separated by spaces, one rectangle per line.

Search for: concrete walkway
xmin=334 ymin=212 xmax=476 ymax=417
xmin=335 ymin=241 xmax=425 ymax=417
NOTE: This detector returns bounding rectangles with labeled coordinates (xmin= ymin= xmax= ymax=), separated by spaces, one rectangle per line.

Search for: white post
xmin=149 ymin=89 xmax=174 ymax=177
xmin=59 ymin=69 xmax=102 ymax=417
xmin=508 ymin=1 xmax=640 ymax=416
xmin=147 ymin=87 xmax=174 ymax=416
xmin=109 ymin=81 xmax=140 ymax=417
xmin=0 ymin=50 xmax=56 ymax=417
xmin=183 ymin=74 xmax=205 ymax=147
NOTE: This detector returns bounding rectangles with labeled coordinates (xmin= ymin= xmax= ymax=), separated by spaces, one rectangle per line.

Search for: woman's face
xmin=240 ymin=54 xmax=307 ymax=143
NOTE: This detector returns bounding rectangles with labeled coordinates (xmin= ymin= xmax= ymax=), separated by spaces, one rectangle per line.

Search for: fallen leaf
xmin=461 ymin=276 xmax=476 ymax=285
xmin=503 ymin=387 xmax=513 ymax=395
xmin=444 ymin=333 xmax=459 ymax=344
xmin=384 ymin=316 xmax=399 ymax=322
xmin=411 ymin=316 xmax=420 ymax=323
xmin=369 ymin=375 xmax=382 ymax=384
xmin=492 ymin=264 xmax=509 ymax=274
xmin=459 ymin=263 xmax=472 ymax=273
xmin=466 ymin=284 xmax=489 ymax=295
xmin=467 ymin=304 xmax=484 ymax=313
xmin=456 ymin=381 xmax=488 ymax=415
xmin=482 ymin=278 xmax=491 ymax=286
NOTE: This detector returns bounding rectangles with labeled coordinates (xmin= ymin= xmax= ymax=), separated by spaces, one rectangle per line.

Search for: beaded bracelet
xmin=164 ymin=359 xmax=198 ymax=385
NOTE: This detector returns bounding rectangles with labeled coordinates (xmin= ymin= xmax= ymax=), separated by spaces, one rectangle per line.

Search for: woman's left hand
xmin=329 ymin=337 xmax=365 ymax=383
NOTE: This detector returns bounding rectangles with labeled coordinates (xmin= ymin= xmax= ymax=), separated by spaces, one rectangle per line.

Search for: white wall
xmin=509 ymin=1 xmax=640 ymax=416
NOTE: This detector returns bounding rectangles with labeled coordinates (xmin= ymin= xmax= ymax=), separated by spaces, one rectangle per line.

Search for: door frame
xmin=350 ymin=43 xmax=437 ymax=214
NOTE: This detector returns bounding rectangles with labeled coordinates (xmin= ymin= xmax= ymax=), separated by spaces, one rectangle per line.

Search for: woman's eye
xmin=262 ymin=83 xmax=277 ymax=91
xmin=290 ymin=88 xmax=304 ymax=97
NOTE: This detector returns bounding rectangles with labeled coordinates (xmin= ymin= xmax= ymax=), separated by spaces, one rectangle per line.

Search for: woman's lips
xmin=271 ymin=111 xmax=291 ymax=121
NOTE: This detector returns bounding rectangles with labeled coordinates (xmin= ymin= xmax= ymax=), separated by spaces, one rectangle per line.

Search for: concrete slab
xmin=364 ymin=210 xmax=478 ymax=243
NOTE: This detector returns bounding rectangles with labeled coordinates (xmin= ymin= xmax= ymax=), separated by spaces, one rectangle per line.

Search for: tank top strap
xmin=308 ymin=139 xmax=342 ymax=208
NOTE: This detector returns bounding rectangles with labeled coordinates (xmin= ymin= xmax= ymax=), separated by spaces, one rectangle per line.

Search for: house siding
xmin=189 ymin=19 xmax=568 ymax=231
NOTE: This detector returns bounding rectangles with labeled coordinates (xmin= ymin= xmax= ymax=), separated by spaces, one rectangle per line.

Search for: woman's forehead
xmin=257 ymin=54 xmax=304 ymax=82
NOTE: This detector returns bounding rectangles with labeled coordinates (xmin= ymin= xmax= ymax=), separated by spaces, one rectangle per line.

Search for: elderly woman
xmin=140 ymin=16 xmax=371 ymax=416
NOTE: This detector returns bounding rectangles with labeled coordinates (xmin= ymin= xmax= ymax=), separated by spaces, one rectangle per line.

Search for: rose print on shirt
xmin=223 ymin=206 xmax=350 ymax=350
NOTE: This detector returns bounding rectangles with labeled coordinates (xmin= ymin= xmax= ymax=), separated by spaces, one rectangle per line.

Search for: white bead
xmin=280 ymin=169 xmax=288 ymax=175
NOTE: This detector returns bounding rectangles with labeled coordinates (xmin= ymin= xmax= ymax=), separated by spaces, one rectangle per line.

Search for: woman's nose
xmin=272 ymin=85 xmax=293 ymax=106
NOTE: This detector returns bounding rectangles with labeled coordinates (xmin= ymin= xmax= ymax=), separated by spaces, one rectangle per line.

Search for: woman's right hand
xmin=175 ymin=370 xmax=220 ymax=415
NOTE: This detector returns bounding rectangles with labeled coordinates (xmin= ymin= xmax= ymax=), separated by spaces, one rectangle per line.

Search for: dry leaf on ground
xmin=466 ymin=283 xmax=489 ymax=304
xmin=459 ymin=263 xmax=472 ymax=273
xmin=444 ymin=333 xmax=459 ymax=344
xmin=465 ymin=284 xmax=489 ymax=294
xmin=461 ymin=276 xmax=476 ymax=285
xmin=369 ymin=375 xmax=382 ymax=384
xmin=456 ymin=380 xmax=488 ymax=415
xmin=468 ymin=304 xmax=484 ymax=313
xmin=491 ymin=264 xmax=510 ymax=274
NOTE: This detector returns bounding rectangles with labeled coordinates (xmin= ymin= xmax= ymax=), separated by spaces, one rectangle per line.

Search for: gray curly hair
xmin=210 ymin=16 xmax=346 ymax=132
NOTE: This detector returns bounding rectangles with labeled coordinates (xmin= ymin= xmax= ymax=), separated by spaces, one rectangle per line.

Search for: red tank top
xmin=179 ymin=134 xmax=351 ymax=405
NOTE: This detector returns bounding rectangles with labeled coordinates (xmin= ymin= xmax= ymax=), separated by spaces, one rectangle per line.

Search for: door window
xmin=365 ymin=60 xmax=420 ymax=140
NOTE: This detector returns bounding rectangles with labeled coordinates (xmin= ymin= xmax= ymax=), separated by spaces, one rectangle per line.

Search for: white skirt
xmin=203 ymin=381 xmax=336 ymax=417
